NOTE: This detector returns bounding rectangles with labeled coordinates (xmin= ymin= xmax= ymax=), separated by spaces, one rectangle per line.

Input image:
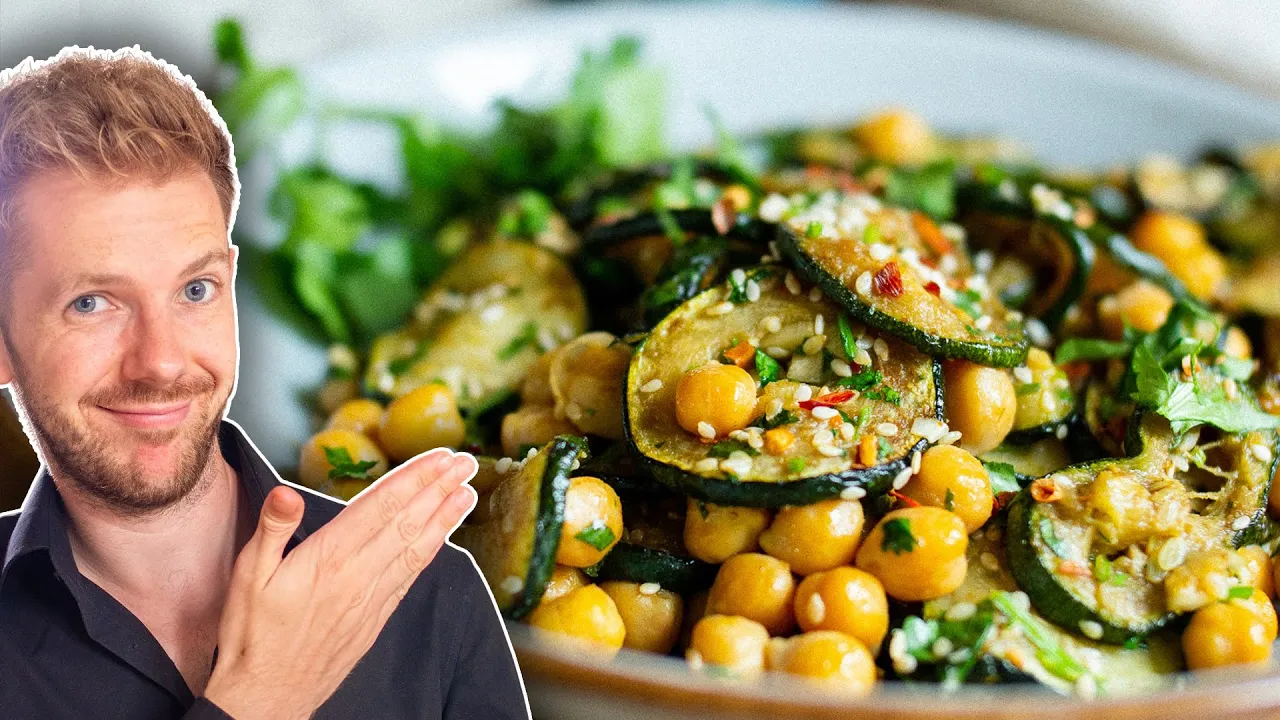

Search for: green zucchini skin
xmin=1005 ymin=413 xmax=1278 ymax=644
xmin=519 ymin=435 xmax=586 ymax=619
xmin=1088 ymin=225 xmax=1192 ymax=302
xmin=564 ymin=161 xmax=741 ymax=230
xmin=584 ymin=209 xmax=773 ymax=247
xmin=1005 ymin=413 xmax=1076 ymax=446
xmin=775 ymin=223 xmax=1029 ymax=368
xmin=597 ymin=543 xmax=716 ymax=595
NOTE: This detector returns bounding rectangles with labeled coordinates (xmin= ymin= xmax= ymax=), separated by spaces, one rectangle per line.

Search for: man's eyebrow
xmin=56 ymin=248 xmax=231 ymax=297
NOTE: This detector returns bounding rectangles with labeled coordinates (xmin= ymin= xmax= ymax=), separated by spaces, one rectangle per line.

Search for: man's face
xmin=0 ymin=170 xmax=237 ymax=513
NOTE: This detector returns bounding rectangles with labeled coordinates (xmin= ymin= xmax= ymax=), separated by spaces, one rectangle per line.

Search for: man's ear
xmin=0 ymin=326 xmax=14 ymax=388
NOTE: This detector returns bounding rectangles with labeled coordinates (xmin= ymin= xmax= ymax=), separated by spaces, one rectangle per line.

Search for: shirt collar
xmin=1 ymin=419 xmax=310 ymax=584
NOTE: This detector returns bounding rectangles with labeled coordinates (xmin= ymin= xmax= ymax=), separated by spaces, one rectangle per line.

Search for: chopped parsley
xmin=1015 ymin=382 xmax=1042 ymax=397
xmin=751 ymin=409 xmax=799 ymax=430
xmin=837 ymin=314 xmax=858 ymax=359
xmin=862 ymin=223 xmax=881 ymax=245
xmin=1039 ymin=517 xmax=1069 ymax=558
xmin=982 ymin=460 xmax=1021 ymax=495
xmin=1054 ymin=336 xmax=1134 ymax=365
xmin=953 ymin=288 xmax=984 ymax=319
xmin=574 ymin=523 xmax=617 ymax=551
xmin=881 ymin=517 xmax=916 ymax=554
xmin=1131 ymin=342 xmax=1280 ymax=434
xmin=694 ymin=500 xmax=711 ymax=519
xmin=498 ymin=321 xmax=540 ymax=360
xmin=1092 ymin=554 xmax=1127 ymax=587
xmin=786 ymin=457 xmax=807 ymax=474
xmin=755 ymin=349 xmax=782 ymax=385
xmin=707 ymin=439 xmax=760 ymax=458
xmin=323 ymin=445 xmax=379 ymax=480
xmin=805 ymin=221 xmax=824 ymax=238
xmin=387 ymin=340 xmax=428 ymax=375
xmin=1226 ymin=585 xmax=1256 ymax=601
xmin=864 ymin=385 xmax=902 ymax=405
xmin=944 ymin=488 xmax=955 ymax=512
xmin=727 ymin=267 xmax=772 ymax=303
xmin=877 ymin=436 xmax=894 ymax=461
xmin=837 ymin=368 xmax=882 ymax=391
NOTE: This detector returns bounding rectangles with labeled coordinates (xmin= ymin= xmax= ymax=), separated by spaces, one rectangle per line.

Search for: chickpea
xmin=1128 ymin=211 xmax=1226 ymax=300
xmin=1223 ymin=327 xmax=1254 ymax=361
xmin=793 ymin=567 xmax=889 ymax=650
xmin=683 ymin=499 xmax=772 ymax=564
xmin=543 ymin=565 xmax=589 ymax=604
xmin=521 ymin=351 xmax=556 ymax=406
xmin=943 ymin=360 xmax=1016 ymax=456
xmin=706 ymin=553 xmax=797 ymax=635
xmin=324 ymin=398 xmax=385 ymax=442
xmin=1097 ymin=281 xmax=1174 ymax=338
xmin=500 ymin=405 xmax=579 ymax=459
xmin=1237 ymin=546 xmax=1274 ymax=599
xmin=675 ymin=363 xmax=757 ymax=439
xmin=1182 ymin=597 xmax=1276 ymax=670
xmin=767 ymin=631 xmax=876 ymax=694
xmin=298 ymin=428 xmax=388 ymax=490
xmin=379 ymin=384 xmax=466 ymax=461
xmin=555 ymin=476 xmax=623 ymax=568
xmin=600 ymin=581 xmax=685 ymax=654
xmin=855 ymin=507 xmax=968 ymax=602
xmin=527 ymin=584 xmax=626 ymax=658
xmin=687 ymin=614 xmax=770 ymax=677
xmin=854 ymin=108 xmax=937 ymax=166
xmin=758 ymin=499 xmax=865 ymax=576
xmin=903 ymin=445 xmax=992 ymax=533
xmin=550 ymin=332 xmax=630 ymax=439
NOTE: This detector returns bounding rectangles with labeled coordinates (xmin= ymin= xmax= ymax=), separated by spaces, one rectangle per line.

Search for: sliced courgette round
xmin=624 ymin=268 xmax=943 ymax=508
xmin=1006 ymin=413 xmax=1278 ymax=644
xmin=363 ymin=240 xmax=588 ymax=408
xmin=775 ymin=193 xmax=1028 ymax=367
xmin=454 ymin=435 xmax=587 ymax=619
xmin=1088 ymin=225 xmax=1192 ymax=303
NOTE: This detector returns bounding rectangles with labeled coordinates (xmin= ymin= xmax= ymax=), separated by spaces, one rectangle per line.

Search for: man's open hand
xmin=203 ymin=448 xmax=478 ymax=720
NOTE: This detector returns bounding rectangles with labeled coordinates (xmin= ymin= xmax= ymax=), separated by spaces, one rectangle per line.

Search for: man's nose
xmin=121 ymin=303 xmax=186 ymax=387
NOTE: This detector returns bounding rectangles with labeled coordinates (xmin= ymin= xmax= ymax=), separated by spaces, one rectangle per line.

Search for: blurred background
xmin=2 ymin=0 xmax=1279 ymax=506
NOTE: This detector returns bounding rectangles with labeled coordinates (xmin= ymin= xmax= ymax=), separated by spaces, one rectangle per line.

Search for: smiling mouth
xmin=98 ymin=402 xmax=192 ymax=431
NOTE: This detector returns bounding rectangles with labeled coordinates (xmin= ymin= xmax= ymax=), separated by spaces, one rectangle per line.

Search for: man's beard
xmin=8 ymin=355 xmax=226 ymax=515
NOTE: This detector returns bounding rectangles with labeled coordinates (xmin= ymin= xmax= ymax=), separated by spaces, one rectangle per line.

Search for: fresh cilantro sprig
xmin=881 ymin=518 xmax=916 ymax=554
xmin=323 ymin=446 xmax=379 ymax=481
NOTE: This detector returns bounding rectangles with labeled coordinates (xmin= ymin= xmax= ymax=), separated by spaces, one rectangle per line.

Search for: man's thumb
xmin=246 ymin=486 xmax=305 ymax=577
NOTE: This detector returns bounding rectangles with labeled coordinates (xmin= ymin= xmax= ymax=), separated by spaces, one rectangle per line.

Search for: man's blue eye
xmin=71 ymin=295 xmax=103 ymax=313
xmin=185 ymin=280 xmax=213 ymax=303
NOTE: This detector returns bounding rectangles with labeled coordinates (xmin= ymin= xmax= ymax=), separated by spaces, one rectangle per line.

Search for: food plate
xmin=225 ymin=3 xmax=1280 ymax=717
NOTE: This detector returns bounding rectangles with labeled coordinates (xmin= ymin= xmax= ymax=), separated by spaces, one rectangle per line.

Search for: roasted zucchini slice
xmin=1006 ymin=350 xmax=1077 ymax=444
xmin=1088 ymin=225 xmax=1192 ymax=302
xmin=775 ymin=192 xmax=1028 ymax=367
xmin=363 ymin=240 xmax=588 ymax=409
xmin=624 ymin=269 xmax=943 ymax=507
xmin=454 ymin=435 xmax=586 ymax=619
xmin=1006 ymin=413 xmax=1278 ymax=644
xmin=957 ymin=179 xmax=1097 ymax=329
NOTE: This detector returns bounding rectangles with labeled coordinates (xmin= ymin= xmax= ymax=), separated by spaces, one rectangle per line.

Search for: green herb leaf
xmin=944 ymin=488 xmax=956 ymax=512
xmin=982 ymin=461 xmax=1021 ymax=495
xmin=752 ymin=409 xmax=799 ymax=430
xmin=707 ymin=439 xmax=760 ymax=459
xmin=877 ymin=436 xmax=894 ymax=461
xmin=1092 ymin=554 xmax=1127 ymax=587
xmin=1015 ymin=382 xmax=1042 ymax=397
xmin=575 ymin=524 xmax=617 ymax=551
xmin=884 ymin=159 xmax=956 ymax=220
xmin=1227 ymin=585 xmax=1255 ymax=601
xmin=836 ymin=368 xmax=882 ymax=391
xmin=755 ymin=349 xmax=782 ymax=386
xmin=323 ymin=445 xmax=379 ymax=481
xmin=837 ymin=315 xmax=858 ymax=360
xmin=881 ymin=517 xmax=916 ymax=554
xmin=498 ymin=322 xmax=540 ymax=361
xmin=786 ymin=457 xmax=807 ymax=474
xmin=1054 ymin=337 xmax=1134 ymax=364
xmin=805 ymin=221 xmax=824 ymax=238
xmin=991 ymin=592 xmax=1088 ymax=683
xmin=1039 ymin=517 xmax=1069 ymax=558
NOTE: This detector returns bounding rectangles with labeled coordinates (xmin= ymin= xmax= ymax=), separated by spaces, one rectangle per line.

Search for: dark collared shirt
xmin=0 ymin=421 xmax=529 ymax=719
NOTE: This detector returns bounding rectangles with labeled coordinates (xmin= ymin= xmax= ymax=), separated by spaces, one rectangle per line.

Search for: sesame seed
xmin=812 ymin=428 xmax=835 ymax=446
xmin=811 ymin=406 xmax=839 ymax=420
xmin=565 ymin=402 xmax=584 ymax=422
xmin=975 ymin=315 xmax=992 ymax=332
xmin=868 ymin=243 xmax=894 ymax=262
xmin=939 ymin=254 xmax=959 ymax=275
xmin=730 ymin=268 xmax=746 ymax=286
xmin=784 ymin=272 xmax=802 ymax=295
xmin=479 ymin=304 xmax=505 ymax=323
xmin=525 ymin=446 xmax=539 ymax=460
xmin=938 ymin=430 xmax=962 ymax=446
xmin=1078 ymin=620 xmax=1104 ymax=640
xmin=973 ymin=250 xmax=995 ymax=274
xmin=911 ymin=451 xmax=922 ymax=474
xmin=911 ymin=418 xmax=948 ymax=442
xmin=327 ymin=344 xmax=358 ymax=371
xmin=768 ymin=241 xmax=781 ymax=260
xmin=765 ymin=399 xmax=784 ymax=420
xmin=1056 ymin=424 xmax=1069 ymax=440
xmin=1232 ymin=515 xmax=1252 ymax=531
xmin=570 ymin=458 xmax=581 ymax=471
xmin=813 ymin=314 xmax=825 ymax=335
xmin=1075 ymin=674 xmax=1098 ymax=700
xmin=759 ymin=346 xmax=787 ymax=360
xmin=745 ymin=279 xmax=761 ymax=302
xmin=640 ymin=379 xmax=663 ymax=393
xmin=729 ymin=429 xmax=751 ymax=442
xmin=980 ymin=552 xmax=1000 ymax=572
xmin=831 ymin=359 xmax=853 ymax=377
xmin=945 ymin=602 xmax=977 ymax=622
xmin=720 ymin=452 xmax=754 ymax=476
xmin=1251 ymin=443 xmax=1274 ymax=464
xmin=761 ymin=315 xmax=783 ymax=334
xmin=557 ymin=322 xmax=577 ymax=341
xmin=537 ymin=327 xmax=558 ymax=352
xmin=697 ymin=421 xmax=717 ymax=440
xmin=855 ymin=272 xmax=873 ymax=296
xmin=1025 ymin=319 xmax=1052 ymax=347
xmin=947 ymin=648 xmax=974 ymax=666
xmin=495 ymin=457 xmax=513 ymax=474
xmin=892 ymin=467 xmax=913 ymax=490
xmin=802 ymin=335 xmax=826 ymax=355
xmin=639 ymin=582 xmax=661 ymax=595
xmin=795 ymin=385 xmax=813 ymax=402
xmin=707 ymin=301 xmax=735 ymax=316
xmin=854 ymin=348 xmax=873 ymax=366
xmin=1010 ymin=591 xmax=1031 ymax=612
xmin=877 ymin=422 xmax=899 ymax=437
xmin=500 ymin=576 xmax=524 ymax=594
xmin=840 ymin=423 xmax=856 ymax=441
xmin=840 ymin=485 xmax=867 ymax=500
xmin=747 ymin=435 xmax=764 ymax=450
xmin=889 ymin=629 xmax=908 ymax=666
xmin=695 ymin=458 xmax=720 ymax=473
xmin=873 ymin=338 xmax=890 ymax=361
xmin=377 ymin=372 xmax=396 ymax=394
xmin=807 ymin=593 xmax=826 ymax=624
xmin=931 ymin=637 xmax=954 ymax=659
xmin=758 ymin=193 xmax=790 ymax=222
xmin=808 ymin=287 xmax=823 ymax=303
xmin=1013 ymin=367 xmax=1034 ymax=384
xmin=1156 ymin=536 xmax=1187 ymax=570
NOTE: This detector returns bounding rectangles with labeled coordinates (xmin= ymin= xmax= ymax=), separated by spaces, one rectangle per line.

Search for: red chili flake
xmin=993 ymin=491 xmax=1017 ymax=513
xmin=711 ymin=196 xmax=735 ymax=236
xmin=888 ymin=490 xmax=921 ymax=508
xmin=798 ymin=390 xmax=855 ymax=410
xmin=872 ymin=262 xmax=904 ymax=297
xmin=1057 ymin=560 xmax=1091 ymax=578
xmin=924 ymin=281 xmax=942 ymax=297
xmin=1062 ymin=361 xmax=1091 ymax=381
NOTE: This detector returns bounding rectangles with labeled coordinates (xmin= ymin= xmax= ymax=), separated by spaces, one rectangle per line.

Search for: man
xmin=0 ymin=48 xmax=529 ymax=719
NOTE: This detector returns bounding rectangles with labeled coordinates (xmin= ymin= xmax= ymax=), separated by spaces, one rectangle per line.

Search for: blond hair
xmin=0 ymin=46 xmax=239 ymax=297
